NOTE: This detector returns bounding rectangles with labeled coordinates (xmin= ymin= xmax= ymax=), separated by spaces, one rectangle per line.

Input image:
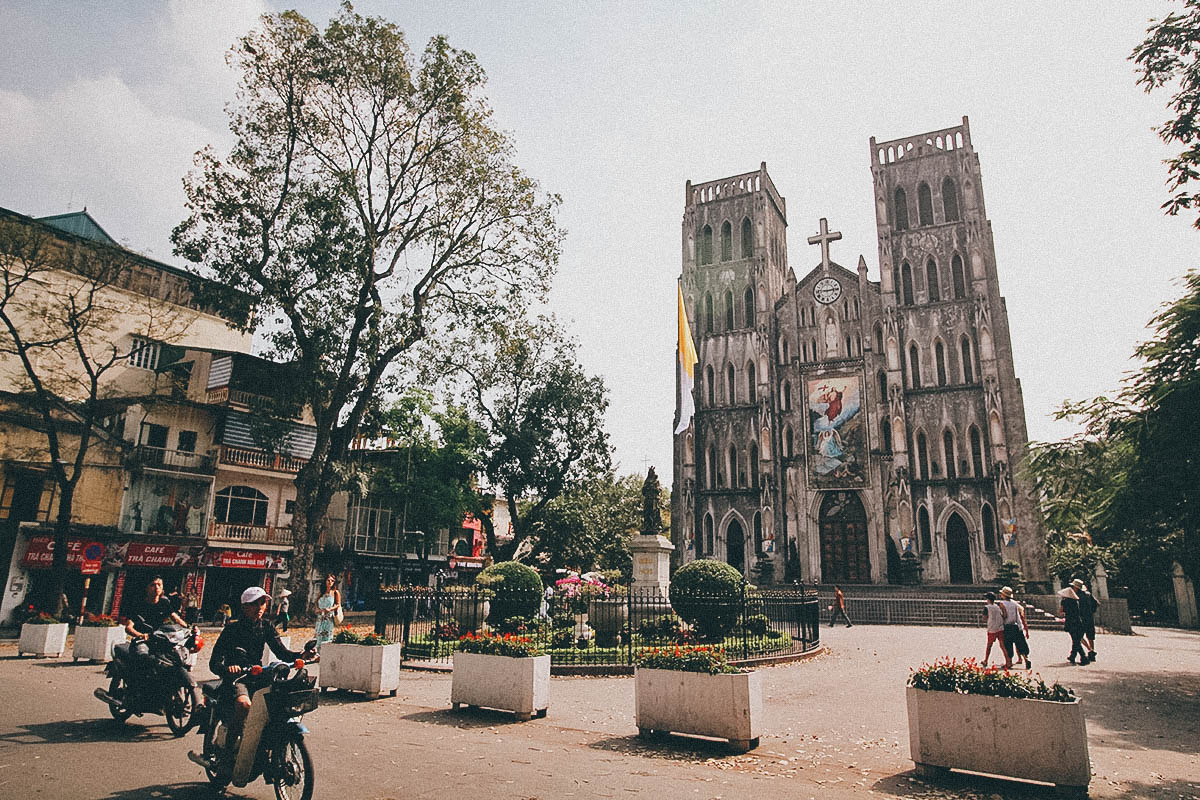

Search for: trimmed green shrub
xmin=742 ymin=613 xmax=770 ymax=636
xmin=669 ymin=559 xmax=745 ymax=641
xmin=478 ymin=560 xmax=543 ymax=622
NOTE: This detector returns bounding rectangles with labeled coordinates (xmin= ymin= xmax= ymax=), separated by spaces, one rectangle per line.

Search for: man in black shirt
xmin=210 ymin=586 xmax=315 ymax=748
xmin=119 ymin=575 xmax=201 ymax=707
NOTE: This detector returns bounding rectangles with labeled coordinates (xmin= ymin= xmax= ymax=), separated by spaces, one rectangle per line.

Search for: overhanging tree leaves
xmin=1133 ymin=0 xmax=1200 ymax=228
xmin=528 ymin=473 xmax=649 ymax=579
xmin=172 ymin=6 xmax=562 ymax=612
xmin=438 ymin=316 xmax=612 ymax=561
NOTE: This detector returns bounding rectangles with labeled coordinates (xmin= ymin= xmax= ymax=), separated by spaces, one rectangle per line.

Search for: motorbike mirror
xmin=250 ymin=664 xmax=263 ymax=676
xmin=303 ymin=639 xmax=318 ymax=651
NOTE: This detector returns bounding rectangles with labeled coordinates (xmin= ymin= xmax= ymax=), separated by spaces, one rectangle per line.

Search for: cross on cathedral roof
xmin=807 ymin=217 xmax=841 ymax=271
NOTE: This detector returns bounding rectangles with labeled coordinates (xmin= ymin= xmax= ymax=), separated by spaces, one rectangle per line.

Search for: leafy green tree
xmin=438 ymin=316 xmax=612 ymax=561
xmin=172 ymin=6 xmax=562 ymax=611
xmin=1133 ymin=1 xmax=1200 ymax=228
xmin=528 ymin=473 xmax=651 ymax=579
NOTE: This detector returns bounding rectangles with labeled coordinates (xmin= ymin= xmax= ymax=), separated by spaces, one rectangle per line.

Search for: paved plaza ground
xmin=0 ymin=624 xmax=1196 ymax=799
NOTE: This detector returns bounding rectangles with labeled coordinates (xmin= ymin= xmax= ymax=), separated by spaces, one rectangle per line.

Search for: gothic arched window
xmin=951 ymin=254 xmax=966 ymax=299
xmin=783 ymin=380 xmax=792 ymax=411
xmin=916 ymin=431 xmax=930 ymax=479
xmin=747 ymin=360 xmax=757 ymax=403
xmin=881 ymin=417 xmax=893 ymax=454
xmin=942 ymin=177 xmax=960 ymax=222
xmin=909 ymin=343 xmax=922 ymax=389
xmin=960 ymin=335 xmax=974 ymax=383
xmin=926 ymin=259 xmax=940 ymax=302
xmin=705 ymin=365 xmax=715 ymax=407
xmin=943 ymin=429 xmax=957 ymax=479
xmin=215 ymin=485 xmax=268 ymax=526
xmin=970 ymin=425 xmax=985 ymax=476
xmin=785 ymin=425 xmax=794 ymax=458
xmin=918 ymin=506 xmax=932 ymax=552
xmin=753 ymin=511 xmax=763 ymax=554
xmin=878 ymin=369 xmax=888 ymax=403
xmin=703 ymin=513 xmax=715 ymax=554
xmin=720 ymin=220 xmax=732 ymax=261
xmin=982 ymin=504 xmax=997 ymax=552
xmin=726 ymin=363 xmax=736 ymax=405
xmin=749 ymin=442 xmax=759 ymax=487
xmin=729 ymin=444 xmax=740 ymax=487
xmin=894 ymin=187 xmax=910 ymax=230
xmin=700 ymin=225 xmax=713 ymax=264
xmin=901 ymin=262 xmax=915 ymax=305
xmin=741 ymin=217 xmax=753 ymax=258
xmin=704 ymin=293 xmax=713 ymax=333
xmin=935 ymin=341 xmax=948 ymax=386
xmin=874 ymin=322 xmax=884 ymax=353
xmin=918 ymin=182 xmax=934 ymax=226
xmin=724 ymin=290 xmax=734 ymax=330
xmin=744 ymin=286 xmax=755 ymax=327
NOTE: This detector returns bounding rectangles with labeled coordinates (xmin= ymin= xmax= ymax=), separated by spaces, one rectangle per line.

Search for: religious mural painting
xmin=805 ymin=372 xmax=867 ymax=489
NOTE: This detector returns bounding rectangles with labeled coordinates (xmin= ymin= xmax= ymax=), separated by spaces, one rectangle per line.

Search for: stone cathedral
xmin=671 ymin=117 xmax=1048 ymax=586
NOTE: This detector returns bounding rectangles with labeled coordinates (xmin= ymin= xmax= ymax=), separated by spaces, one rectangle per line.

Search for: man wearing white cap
xmin=209 ymin=586 xmax=316 ymax=753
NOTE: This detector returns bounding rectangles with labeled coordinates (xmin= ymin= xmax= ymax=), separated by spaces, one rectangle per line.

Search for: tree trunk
xmin=49 ymin=483 xmax=74 ymax=618
xmin=287 ymin=459 xmax=339 ymax=621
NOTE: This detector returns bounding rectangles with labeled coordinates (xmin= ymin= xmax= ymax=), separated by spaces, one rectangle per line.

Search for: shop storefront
xmin=198 ymin=548 xmax=289 ymax=622
xmin=18 ymin=535 xmax=110 ymax=617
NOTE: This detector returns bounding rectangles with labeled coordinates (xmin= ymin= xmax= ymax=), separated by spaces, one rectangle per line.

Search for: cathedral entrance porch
xmin=946 ymin=514 xmax=972 ymax=584
xmin=818 ymin=492 xmax=869 ymax=583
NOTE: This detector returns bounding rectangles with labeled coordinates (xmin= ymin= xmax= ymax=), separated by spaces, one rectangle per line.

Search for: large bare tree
xmin=172 ymin=6 xmax=562 ymax=611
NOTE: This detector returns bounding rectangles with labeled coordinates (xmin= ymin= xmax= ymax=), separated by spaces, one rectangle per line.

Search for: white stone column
xmin=631 ymin=534 xmax=675 ymax=599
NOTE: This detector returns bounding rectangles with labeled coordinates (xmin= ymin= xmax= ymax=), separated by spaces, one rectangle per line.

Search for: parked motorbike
xmin=189 ymin=645 xmax=319 ymax=800
xmin=94 ymin=624 xmax=204 ymax=735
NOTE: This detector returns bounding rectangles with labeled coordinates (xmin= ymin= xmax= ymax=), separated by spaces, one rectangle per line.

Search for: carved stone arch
xmin=684 ymin=433 xmax=694 ymax=465
xmin=989 ymin=410 xmax=1004 ymax=448
xmin=936 ymin=499 xmax=977 ymax=536
xmin=979 ymin=326 xmax=995 ymax=360
xmin=758 ymin=353 xmax=768 ymax=379
xmin=757 ymin=283 xmax=767 ymax=313
xmin=886 ymin=337 xmax=900 ymax=370
xmin=970 ymin=248 xmax=986 ymax=280
xmin=760 ymin=426 xmax=771 ymax=459
xmin=891 ymin=416 xmax=906 ymax=453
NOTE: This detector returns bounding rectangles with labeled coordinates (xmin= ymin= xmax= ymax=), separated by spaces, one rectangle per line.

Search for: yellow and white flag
xmin=675 ymin=283 xmax=698 ymax=434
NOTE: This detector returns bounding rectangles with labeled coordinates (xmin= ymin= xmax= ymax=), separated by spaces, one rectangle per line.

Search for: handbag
xmin=334 ymin=591 xmax=344 ymax=624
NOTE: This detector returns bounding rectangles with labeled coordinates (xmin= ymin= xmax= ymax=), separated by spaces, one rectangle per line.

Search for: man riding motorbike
xmin=209 ymin=586 xmax=316 ymax=757
xmin=118 ymin=575 xmax=202 ymax=709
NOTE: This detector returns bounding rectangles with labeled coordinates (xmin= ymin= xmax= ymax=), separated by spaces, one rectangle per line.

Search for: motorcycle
xmin=94 ymin=624 xmax=204 ymax=735
xmin=189 ymin=644 xmax=319 ymax=800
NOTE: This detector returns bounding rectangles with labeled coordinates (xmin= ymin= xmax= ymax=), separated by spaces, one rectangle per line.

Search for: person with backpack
xmin=998 ymin=586 xmax=1031 ymax=670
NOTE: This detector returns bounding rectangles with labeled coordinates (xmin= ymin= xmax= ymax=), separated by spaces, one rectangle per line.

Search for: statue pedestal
xmin=631 ymin=534 xmax=674 ymax=598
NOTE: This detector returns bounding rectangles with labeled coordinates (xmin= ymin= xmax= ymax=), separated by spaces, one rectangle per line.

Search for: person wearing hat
xmin=998 ymin=586 xmax=1032 ymax=670
xmin=274 ymin=589 xmax=291 ymax=632
xmin=209 ymin=586 xmax=316 ymax=753
xmin=1058 ymin=580 xmax=1088 ymax=665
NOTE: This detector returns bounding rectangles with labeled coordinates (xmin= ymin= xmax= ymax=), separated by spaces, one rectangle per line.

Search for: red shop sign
xmin=21 ymin=536 xmax=85 ymax=568
xmin=217 ymin=550 xmax=269 ymax=570
xmin=125 ymin=542 xmax=179 ymax=567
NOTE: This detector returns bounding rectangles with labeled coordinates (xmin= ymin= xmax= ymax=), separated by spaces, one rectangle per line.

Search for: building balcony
xmin=205 ymin=386 xmax=268 ymax=407
xmin=217 ymin=445 xmax=308 ymax=474
xmin=129 ymin=445 xmax=216 ymax=475
xmin=208 ymin=521 xmax=294 ymax=546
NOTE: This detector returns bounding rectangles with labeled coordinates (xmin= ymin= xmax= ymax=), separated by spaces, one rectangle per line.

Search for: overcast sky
xmin=1 ymin=2 xmax=1194 ymax=485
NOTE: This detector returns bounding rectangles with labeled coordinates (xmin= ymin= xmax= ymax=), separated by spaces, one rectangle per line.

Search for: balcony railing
xmin=217 ymin=445 xmax=308 ymax=474
xmin=121 ymin=511 xmax=207 ymax=538
xmin=130 ymin=445 xmax=216 ymax=475
xmin=206 ymin=386 xmax=268 ymax=407
xmin=209 ymin=521 xmax=294 ymax=545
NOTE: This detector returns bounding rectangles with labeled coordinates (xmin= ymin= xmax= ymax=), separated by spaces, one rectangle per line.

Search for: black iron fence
xmin=375 ymin=586 xmax=821 ymax=668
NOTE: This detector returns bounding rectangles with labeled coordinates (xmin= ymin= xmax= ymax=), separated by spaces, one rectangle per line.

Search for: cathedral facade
xmin=672 ymin=117 xmax=1048 ymax=586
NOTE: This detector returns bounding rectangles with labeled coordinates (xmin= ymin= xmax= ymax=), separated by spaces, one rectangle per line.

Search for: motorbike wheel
xmin=272 ymin=734 xmax=314 ymax=800
xmin=107 ymin=677 xmax=132 ymax=724
xmin=164 ymin=684 xmax=195 ymax=736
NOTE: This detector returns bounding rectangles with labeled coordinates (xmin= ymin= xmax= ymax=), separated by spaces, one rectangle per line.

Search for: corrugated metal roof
xmin=221 ymin=409 xmax=317 ymax=459
xmin=35 ymin=211 xmax=117 ymax=245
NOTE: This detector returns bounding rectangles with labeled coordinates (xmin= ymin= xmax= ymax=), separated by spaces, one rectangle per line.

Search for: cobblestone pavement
xmin=0 ymin=624 xmax=1195 ymax=799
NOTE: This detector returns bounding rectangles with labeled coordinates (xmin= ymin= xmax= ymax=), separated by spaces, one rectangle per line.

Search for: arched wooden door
xmin=726 ymin=518 xmax=745 ymax=573
xmin=819 ymin=492 xmax=869 ymax=582
xmin=946 ymin=513 xmax=973 ymax=584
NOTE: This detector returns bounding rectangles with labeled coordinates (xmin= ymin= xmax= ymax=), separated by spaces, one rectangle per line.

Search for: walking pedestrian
xmin=983 ymin=592 xmax=1010 ymax=668
xmin=314 ymin=573 xmax=343 ymax=648
xmin=998 ymin=586 xmax=1031 ymax=670
xmin=1075 ymin=579 xmax=1099 ymax=663
xmin=829 ymin=585 xmax=852 ymax=627
xmin=275 ymin=589 xmax=291 ymax=632
xmin=1059 ymin=582 xmax=1088 ymax=665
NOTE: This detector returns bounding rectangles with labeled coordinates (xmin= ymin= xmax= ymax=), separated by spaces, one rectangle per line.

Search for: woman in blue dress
xmin=313 ymin=573 xmax=342 ymax=648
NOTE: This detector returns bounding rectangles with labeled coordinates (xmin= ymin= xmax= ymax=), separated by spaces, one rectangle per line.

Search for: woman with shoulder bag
xmin=314 ymin=573 xmax=343 ymax=648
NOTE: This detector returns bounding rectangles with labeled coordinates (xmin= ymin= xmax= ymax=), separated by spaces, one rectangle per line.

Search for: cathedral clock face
xmin=813 ymin=277 xmax=842 ymax=305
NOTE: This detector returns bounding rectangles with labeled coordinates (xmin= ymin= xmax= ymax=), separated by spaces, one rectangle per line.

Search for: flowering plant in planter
xmin=908 ymin=658 xmax=1075 ymax=702
xmin=24 ymin=611 xmax=63 ymax=624
xmin=456 ymin=631 xmax=540 ymax=658
xmin=79 ymin=613 xmax=120 ymax=627
xmin=430 ymin=621 xmax=462 ymax=641
xmin=636 ymin=644 xmax=741 ymax=675
xmin=332 ymin=628 xmax=391 ymax=646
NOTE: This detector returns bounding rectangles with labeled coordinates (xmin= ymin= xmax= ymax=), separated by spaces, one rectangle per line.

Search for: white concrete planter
xmin=19 ymin=622 xmax=69 ymax=657
xmin=906 ymin=686 xmax=1090 ymax=792
xmin=318 ymin=642 xmax=402 ymax=699
xmin=262 ymin=635 xmax=292 ymax=666
xmin=451 ymin=651 xmax=550 ymax=721
xmin=72 ymin=626 xmax=126 ymax=662
xmin=634 ymin=667 xmax=762 ymax=752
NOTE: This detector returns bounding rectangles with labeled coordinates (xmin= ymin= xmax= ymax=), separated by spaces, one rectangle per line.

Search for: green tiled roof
xmin=35 ymin=210 xmax=117 ymax=245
